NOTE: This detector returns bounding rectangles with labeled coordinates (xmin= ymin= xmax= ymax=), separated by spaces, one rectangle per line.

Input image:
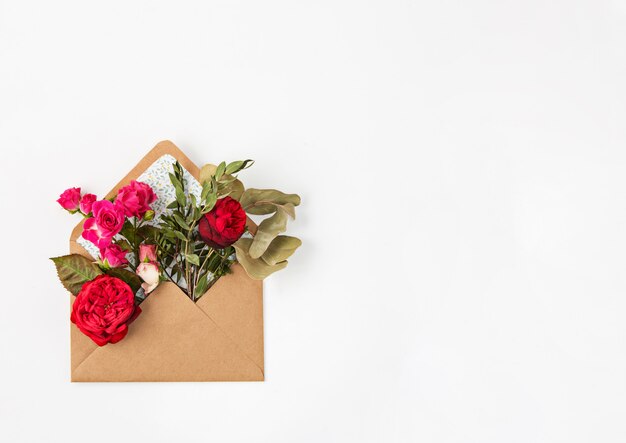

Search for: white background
xmin=1 ymin=1 xmax=626 ymax=442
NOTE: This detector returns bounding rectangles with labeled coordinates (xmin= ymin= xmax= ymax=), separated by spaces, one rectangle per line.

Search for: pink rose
xmin=139 ymin=244 xmax=157 ymax=263
xmin=79 ymin=193 xmax=97 ymax=215
xmin=115 ymin=180 xmax=157 ymax=218
xmin=136 ymin=262 xmax=160 ymax=294
xmin=100 ymin=244 xmax=129 ymax=268
xmin=57 ymin=187 xmax=81 ymax=212
xmin=81 ymin=200 xmax=125 ymax=248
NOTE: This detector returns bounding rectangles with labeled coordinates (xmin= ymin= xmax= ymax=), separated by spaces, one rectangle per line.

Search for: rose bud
xmin=57 ymin=187 xmax=82 ymax=212
xmin=139 ymin=244 xmax=157 ymax=263
xmin=198 ymin=197 xmax=247 ymax=249
xmin=70 ymin=275 xmax=141 ymax=346
xmin=115 ymin=180 xmax=157 ymax=218
xmin=100 ymin=243 xmax=129 ymax=268
xmin=136 ymin=262 xmax=160 ymax=294
xmin=79 ymin=193 xmax=97 ymax=215
xmin=143 ymin=209 xmax=155 ymax=221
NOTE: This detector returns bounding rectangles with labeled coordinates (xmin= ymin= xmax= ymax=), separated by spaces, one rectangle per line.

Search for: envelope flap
xmin=196 ymin=264 xmax=264 ymax=371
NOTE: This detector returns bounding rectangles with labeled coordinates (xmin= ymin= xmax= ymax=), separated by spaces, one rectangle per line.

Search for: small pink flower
xmin=81 ymin=200 xmax=125 ymax=248
xmin=92 ymin=200 xmax=125 ymax=237
xmin=82 ymin=218 xmax=112 ymax=248
xmin=139 ymin=244 xmax=157 ymax=263
xmin=100 ymin=243 xmax=129 ymax=268
xmin=136 ymin=262 xmax=160 ymax=294
xmin=79 ymin=193 xmax=97 ymax=215
xmin=57 ymin=187 xmax=82 ymax=212
xmin=115 ymin=180 xmax=157 ymax=218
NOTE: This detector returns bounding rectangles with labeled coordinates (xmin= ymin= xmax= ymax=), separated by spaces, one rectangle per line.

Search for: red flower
xmin=198 ymin=197 xmax=247 ymax=249
xmin=115 ymin=180 xmax=157 ymax=218
xmin=70 ymin=275 xmax=141 ymax=346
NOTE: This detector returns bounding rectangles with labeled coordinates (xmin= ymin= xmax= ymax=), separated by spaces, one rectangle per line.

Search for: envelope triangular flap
xmin=68 ymin=140 xmax=264 ymax=382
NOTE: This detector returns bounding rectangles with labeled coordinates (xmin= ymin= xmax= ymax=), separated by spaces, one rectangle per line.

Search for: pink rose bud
xmin=136 ymin=262 xmax=160 ymax=294
xmin=57 ymin=187 xmax=82 ymax=212
xmin=79 ymin=193 xmax=97 ymax=215
xmin=99 ymin=244 xmax=129 ymax=268
xmin=139 ymin=244 xmax=157 ymax=263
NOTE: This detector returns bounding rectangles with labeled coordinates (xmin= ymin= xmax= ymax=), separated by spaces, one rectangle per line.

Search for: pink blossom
xmin=82 ymin=218 xmax=112 ymax=248
xmin=139 ymin=244 xmax=157 ymax=263
xmin=136 ymin=262 xmax=160 ymax=294
xmin=81 ymin=200 xmax=125 ymax=248
xmin=100 ymin=244 xmax=129 ymax=268
xmin=115 ymin=180 xmax=157 ymax=218
xmin=79 ymin=193 xmax=97 ymax=215
xmin=57 ymin=187 xmax=82 ymax=212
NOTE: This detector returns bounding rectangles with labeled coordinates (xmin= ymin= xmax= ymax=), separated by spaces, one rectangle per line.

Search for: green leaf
xmin=185 ymin=253 xmax=200 ymax=266
xmin=137 ymin=225 xmax=159 ymax=242
xmin=175 ymin=188 xmax=187 ymax=207
xmin=50 ymin=254 xmax=104 ymax=295
xmin=194 ymin=273 xmax=210 ymax=299
xmin=167 ymin=200 xmax=178 ymax=209
xmin=105 ymin=267 xmax=143 ymax=294
xmin=215 ymin=161 xmax=226 ymax=180
xmin=120 ymin=219 xmax=137 ymax=246
xmin=227 ymin=159 xmax=253 ymax=175
xmin=168 ymin=172 xmax=183 ymax=192
xmin=201 ymin=181 xmax=211 ymax=201
xmin=261 ymin=236 xmax=302 ymax=265
xmin=202 ymin=193 xmax=217 ymax=213
xmin=240 ymin=189 xmax=301 ymax=215
xmin=233 ymin=238 xmax=288 ymax=280
xmin=249 ymin=208 xmax=289 ymax=258
xmin=173 ymin=212 xmax=190 ymax=230
xmin=170 ymin=230 xmax=187 ymax=241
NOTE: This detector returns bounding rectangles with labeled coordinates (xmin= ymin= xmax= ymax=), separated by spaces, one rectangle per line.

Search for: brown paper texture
xmin=68 ymin=140 xmax=264 ymax=382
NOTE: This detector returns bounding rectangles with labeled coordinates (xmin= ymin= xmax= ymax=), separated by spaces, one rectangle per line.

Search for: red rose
xmin=70 ymin=275 xmax=141 ymax=346
xmin=198 ymin=197 xmax=247 ymax=249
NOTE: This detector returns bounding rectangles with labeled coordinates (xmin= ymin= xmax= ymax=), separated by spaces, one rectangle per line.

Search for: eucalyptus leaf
xmin=218 ymin=178 xmax=245 ymax=201
xmin=249 ymin=208 xmax=289 ymax=258
xmin=261 ymin=236 xmax=302 ymax=265
xmin=240 ymin=189 xmax=301 ymax=215
xmin=234 ymin=238 xmax=288 ymax=280
xmin=50 ymin=254 xmax=104 ymax=295
xmin=199 ymin=163 xmax=217 ymax=185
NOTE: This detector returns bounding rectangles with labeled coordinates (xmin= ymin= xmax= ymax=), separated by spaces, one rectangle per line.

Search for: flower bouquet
xmin=51 ymin=141 xmax=301 ymax=381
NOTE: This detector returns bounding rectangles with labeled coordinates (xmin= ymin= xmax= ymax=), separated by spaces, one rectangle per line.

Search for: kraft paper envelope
xmin=68 ymin=140 xmax=264 ymax=382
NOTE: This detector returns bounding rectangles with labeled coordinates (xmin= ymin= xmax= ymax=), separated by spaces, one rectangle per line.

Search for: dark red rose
xmin=70 ymin=275 xmax=141 ymax=346
xmin=198 ymin=197 xmax=246 ymax=249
